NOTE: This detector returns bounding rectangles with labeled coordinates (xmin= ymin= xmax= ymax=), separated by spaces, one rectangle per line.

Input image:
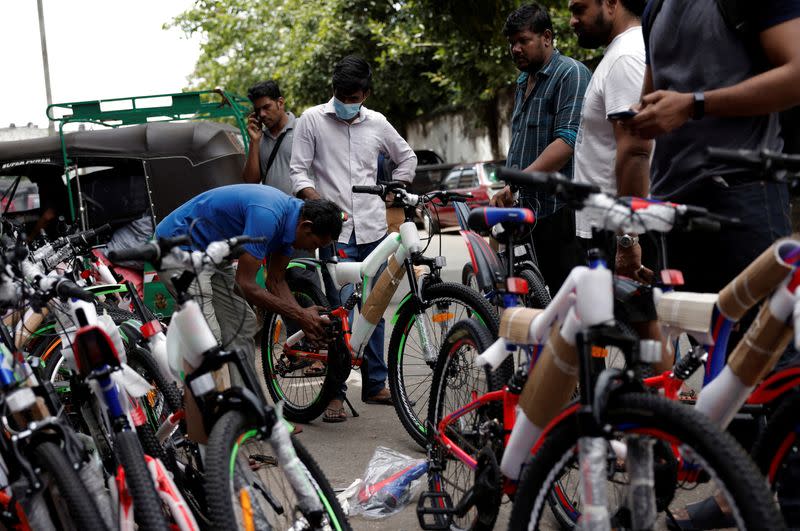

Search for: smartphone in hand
xmin=607 ymin=109 xmax=638 ymax=121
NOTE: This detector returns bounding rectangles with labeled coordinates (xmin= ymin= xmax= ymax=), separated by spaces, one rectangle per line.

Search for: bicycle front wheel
xmin=204 ymin=410 xmax=350 ymax=530
xmin=510 ymin=392 xmax=784 ymax=530
xmin=426 ymin=318 xmax=509 ymax=531
xmin=388 ymin=282 xmax=499 ymax=449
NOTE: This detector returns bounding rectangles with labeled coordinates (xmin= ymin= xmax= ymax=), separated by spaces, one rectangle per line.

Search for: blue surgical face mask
xmin=333 ymin=97 xmax=362 ymax=120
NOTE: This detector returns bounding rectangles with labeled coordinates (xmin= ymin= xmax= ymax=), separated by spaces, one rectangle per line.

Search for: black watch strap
xmin=693 ymin=92 xmax=705 ymax=120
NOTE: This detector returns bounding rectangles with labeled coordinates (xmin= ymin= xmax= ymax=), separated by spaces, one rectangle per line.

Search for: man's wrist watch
xmin=617 ymin=233 xmax=639 ymax=248
xmin=692 ymin=92 xmax=705 ymax=120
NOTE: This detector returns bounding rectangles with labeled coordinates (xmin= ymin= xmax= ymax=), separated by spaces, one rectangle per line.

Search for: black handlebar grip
xmin=108 ymin=244 xmax=159 ymax=264
xmin=705 ymin=147 xmax=762 ymax=167
xmin=228 ymin=235 xmax=268 ymax=247
xmin=55 ymin=280 xmax=95 ymax=302
xmin=495 ymin=167 xmax=553 ymax=188
xmin=352 ymin=185 xmax=384 ymax=194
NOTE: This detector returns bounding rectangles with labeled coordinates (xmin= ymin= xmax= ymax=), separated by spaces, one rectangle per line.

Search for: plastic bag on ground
xmin=348 ymin=446 xmax=427 ymax=519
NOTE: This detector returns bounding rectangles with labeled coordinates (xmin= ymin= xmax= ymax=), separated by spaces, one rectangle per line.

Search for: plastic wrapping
xmin=268 ymin=403 xmax=324 ymax=516
xmin=577 ymin=436 xmax=611 ymax=531
xmin=626 ymin=436 xmax=656 ymax=530
xmin=349 ymin=446 xmax=427 ymax=518
xmin=77 ymin=434 xmax=115 ymax=529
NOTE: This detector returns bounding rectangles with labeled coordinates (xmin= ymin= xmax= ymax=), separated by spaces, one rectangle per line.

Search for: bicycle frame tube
xmin=435 ymin=389 xmax=508 ymax=470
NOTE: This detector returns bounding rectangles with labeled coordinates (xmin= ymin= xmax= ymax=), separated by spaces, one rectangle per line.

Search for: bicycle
xmin=419 ymin=167 xmax=784 ymax=530
xmin=260 ymin=182 xmax=499 ymax=447
xmin=110 ymin=235 xmax=351 ymax=531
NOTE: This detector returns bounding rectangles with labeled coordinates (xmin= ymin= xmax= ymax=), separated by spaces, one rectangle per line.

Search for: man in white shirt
xmin=569 ymin=0 xmax=652 ymax=280
xmin=290 ymin=55 xmax=417 ymax=422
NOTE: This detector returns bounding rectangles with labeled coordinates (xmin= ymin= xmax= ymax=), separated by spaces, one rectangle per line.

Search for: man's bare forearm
xmin=523 ymin=138 xmax=573 ymax=173
xmin=297 ymin=186 xmax=320 ymax=200
xmin=242 ymin=141 xmax=261 ymax=184
xmin=240 ymin=280 xmax=305 ymax=319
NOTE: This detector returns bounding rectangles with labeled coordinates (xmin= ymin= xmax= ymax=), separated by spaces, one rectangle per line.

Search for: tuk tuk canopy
xmin=0 ymin=121 xmax=246 ymax=224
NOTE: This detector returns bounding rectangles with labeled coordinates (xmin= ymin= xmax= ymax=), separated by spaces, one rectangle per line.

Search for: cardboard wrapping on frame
xmin=361 ymin=256 xmax=405 ymax=323
xmin=499 ymin=307 xmax=543 ymax=343
xmin=728 ymin=303 xmax=793 ymax=386
xmin=519 ymin=327 xmax=579 ymax=427
xmin=718 ymin=242 xmax=793 ymax=321
xmin=2 ymin=309 xmax=20 ymax=328
xmin=15 ymin=309 xmax=47 ymax=350
xmin=12 ymin=396 xmax=50 ymax=426
xmin=182 ymin=359 xmax=210 ymax=444
xmin=656 ymin=292 xmax=718 ymax=335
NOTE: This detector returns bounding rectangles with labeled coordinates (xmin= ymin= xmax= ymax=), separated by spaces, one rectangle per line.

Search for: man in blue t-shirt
xmin=156 ymin=184 xmax=342 ymax=378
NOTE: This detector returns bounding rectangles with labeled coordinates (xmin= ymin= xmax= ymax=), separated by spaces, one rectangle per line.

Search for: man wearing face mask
xmin=491 ymin=3 xmax=591 ymax=294
xmin=290 ymin=55 xmax=417 ymax=422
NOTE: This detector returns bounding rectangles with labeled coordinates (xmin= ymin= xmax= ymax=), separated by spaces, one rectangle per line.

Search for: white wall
xmin=406 ymin=90 xmax=514 ymax=164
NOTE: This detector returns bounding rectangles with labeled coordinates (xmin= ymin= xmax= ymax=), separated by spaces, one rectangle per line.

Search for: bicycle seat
xmin=468 ymin=207 xmax=535 ymax=233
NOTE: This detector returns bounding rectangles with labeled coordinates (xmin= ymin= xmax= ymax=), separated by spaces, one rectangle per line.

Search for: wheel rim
xmin=228 ymin=431 xmax=342 ymax=530
xmin=262 ymin=291 xmax=326 ymax=410
xmin=397 ymin=297 xmax=487 ymax=435
xmin=429 ymin=333 xmax=495 ymax=530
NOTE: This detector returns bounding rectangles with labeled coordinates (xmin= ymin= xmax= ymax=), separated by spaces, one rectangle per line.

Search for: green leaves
xmin=168 ymin=1 xmax=601 ymax=134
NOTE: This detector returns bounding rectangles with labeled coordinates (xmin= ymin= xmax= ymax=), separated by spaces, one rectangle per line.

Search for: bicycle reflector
xmin=660 ymin=269 xmax=685 ymax=286
xmin=506 ymin=277 xmax=529 ymax=295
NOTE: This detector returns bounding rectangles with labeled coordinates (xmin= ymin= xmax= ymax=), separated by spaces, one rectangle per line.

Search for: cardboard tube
xmin=361 ymin=256 xmax=405 ymax=323
xmin=499 ymin=307 xmax=543 ymax=343
xmin=182 ymin=359 xmax=209 ymax=444
xmin=519 ymin=326 xmax=579 ymax=427
xmin=718 ymin=240 xmax=795 ymax=320
xmin=2 ymin=309 xmax=20 ymax=328
xmin=727 ymin=303 xmax=793 ymax=386
xmin=16 ymin=308 xmax=47 ymax=350
xmin=656 ymin=292 xmax=717 ymax=335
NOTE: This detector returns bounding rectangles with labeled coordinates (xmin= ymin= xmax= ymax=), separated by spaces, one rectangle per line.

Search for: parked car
xmin=421 ymin=160 xmax=506 ymax=234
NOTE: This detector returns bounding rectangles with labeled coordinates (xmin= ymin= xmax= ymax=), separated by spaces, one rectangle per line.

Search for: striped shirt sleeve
xmin=552 ymin=62 xmax=590 ymax=149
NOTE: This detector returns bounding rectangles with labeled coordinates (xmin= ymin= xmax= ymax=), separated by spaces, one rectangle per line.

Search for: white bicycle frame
xmin=287 ymin=204 xmax=443 ymax=362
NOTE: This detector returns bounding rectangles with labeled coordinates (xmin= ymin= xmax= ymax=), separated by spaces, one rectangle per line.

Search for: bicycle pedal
xmin=417 ymin=491 xmax=454 ymax=530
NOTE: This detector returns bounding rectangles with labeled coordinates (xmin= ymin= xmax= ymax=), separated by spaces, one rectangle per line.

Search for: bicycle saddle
xmin=467 ymin=207 xmax=535 ymax=234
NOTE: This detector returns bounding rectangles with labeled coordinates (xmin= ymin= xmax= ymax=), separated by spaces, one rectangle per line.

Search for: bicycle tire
xmin=510 ymin=392 xmax=784 ymax=530
xmin=751 ymin=390 xmax=800 ymax=527
xmin=31 ymin=441 xmax=109 ymax=531
xmin=114 ymin=430 xmax=169 ymax=531
xmin=204 ymin=410 xmax=350 ymax=530
xmin=518 ymin=266 xmax=550 ymax=309
xmin=388 ymin=281 xmax=500 ymax=449
xmin=426 ymin=318 xmax=510 ymax=530
xmin=126 ymin=345 xmax=183 ymax=420
xmin=461 ymin=262 xmax=480 ymax=294
xmin=260 ymin=278 xmax=339 ymax=423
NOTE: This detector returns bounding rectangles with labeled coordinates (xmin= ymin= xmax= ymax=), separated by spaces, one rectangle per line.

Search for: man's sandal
xmin=322 ymin=407 xmax=347 ymax=423
xmin=667 ymin=496 xmax=735 ymax=530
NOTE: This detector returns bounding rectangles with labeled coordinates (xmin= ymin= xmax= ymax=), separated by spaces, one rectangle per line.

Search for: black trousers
xmin=523 ymin=205 xmax=585 ymax=295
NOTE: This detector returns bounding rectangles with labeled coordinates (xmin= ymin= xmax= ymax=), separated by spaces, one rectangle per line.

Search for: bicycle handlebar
xmin=107 ymin=235 xmax=191 ymax=265
xmin=495 ymin=167 xmax=601 ymax=200
xmin=352 ymin=185 xmax=385 ymax=195
xmin=706 ymin=147 xmax=800 ymax=174
xmin=55 ymin=279 xmax=95 ymax=302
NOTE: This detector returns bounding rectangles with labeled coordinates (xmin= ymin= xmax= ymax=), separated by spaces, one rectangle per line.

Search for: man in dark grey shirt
xmin=242 ymin=80 xmax=296 ymax=194
xmin=622 ymin=0 xmax=800 ymax=295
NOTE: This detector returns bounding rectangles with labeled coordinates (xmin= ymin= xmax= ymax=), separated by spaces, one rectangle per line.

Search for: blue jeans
xmin=319 ymin=232 xmax=388 ymax=398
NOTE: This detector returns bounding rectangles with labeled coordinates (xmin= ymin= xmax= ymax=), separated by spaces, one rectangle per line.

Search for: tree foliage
xmin=169 ymin=1 xmax=601 ymax=134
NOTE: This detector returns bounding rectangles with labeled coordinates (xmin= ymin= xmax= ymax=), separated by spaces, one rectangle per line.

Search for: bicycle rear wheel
xmin=511 ymin=392 xmax=784 ymax=530
xmin=425 ymin=318 xmax=510 ymax=531
xmin=389 ymin=282 xmax=500 ymax=449
xmin=204 ymin=410 xmax=350 ymax=530
xmin=260 ymin=278 xmax=339 ymax=422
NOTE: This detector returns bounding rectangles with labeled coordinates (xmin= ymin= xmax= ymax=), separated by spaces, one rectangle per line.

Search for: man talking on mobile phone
xmin=242 ymin=80 xmax=296 ymax=194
